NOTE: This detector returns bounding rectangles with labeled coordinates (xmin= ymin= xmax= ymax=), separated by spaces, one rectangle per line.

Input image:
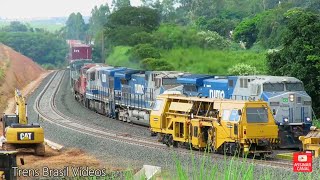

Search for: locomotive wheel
xmin=259 ymin=153 xmax=266 ymax=160
xmin=150 ymin=132 xmax=157 ymax=137
xmin=35 ymin=143 xmax=45 ymax=156
xmin=173 ymin=141 xmax=178 ymax=148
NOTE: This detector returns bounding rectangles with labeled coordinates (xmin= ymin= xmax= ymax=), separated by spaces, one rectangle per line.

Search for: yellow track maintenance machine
xmin=1 ymin=89 xmax=45 ymax=156
xmin=150 ymin=94 xmax=279 ymax=157
xmin=299 ymin=126 xmax=320 ymax=158
xmin=0 ymin=150 xmax=22 ymax=180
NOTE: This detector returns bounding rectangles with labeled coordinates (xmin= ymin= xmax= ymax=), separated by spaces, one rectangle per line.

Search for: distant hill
xmin=0 ymin=16 xmax=90 ymax=24
xmin=0 ymin=16 xmax=90 ymax=32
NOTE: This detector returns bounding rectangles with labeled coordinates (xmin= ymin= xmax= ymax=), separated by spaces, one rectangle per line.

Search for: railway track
xmin=33 ymin=70 xmax=293 ymax=170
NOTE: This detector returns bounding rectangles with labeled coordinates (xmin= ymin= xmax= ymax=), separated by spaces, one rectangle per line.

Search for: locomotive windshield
xmin=263 ymin=83 xmax=284 ymax=92
xmin=246 ymin=107 xmax=268 ymax=123
xmin=263 ymin=82 xmax=304 ymax=92
xmin=285 ymin=82 xmax=304 ymax=91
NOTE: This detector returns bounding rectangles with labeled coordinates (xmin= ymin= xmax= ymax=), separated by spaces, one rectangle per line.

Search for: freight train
xmin=67 ymin=41 xmax=313 ymax=150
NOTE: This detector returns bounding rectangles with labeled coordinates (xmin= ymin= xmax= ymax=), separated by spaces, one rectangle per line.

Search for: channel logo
xmin=293 ymin=152 xmax=312 ymax=172
xmin=298 ymin=155 xmax=307 ymax=162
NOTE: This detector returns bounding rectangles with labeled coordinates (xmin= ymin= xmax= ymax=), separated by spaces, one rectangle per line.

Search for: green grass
xmin=106 ymin=46 xmax=140 ymax=69
xmin=162 ymin=47 xmax=267 ymax=75
xmin=313 ymin=119 xmax=320 ymax=128
xmin=64 ymin=149 xmax=320 ymax=180
xmin=106 ymin=46 xmax=267 ymax=75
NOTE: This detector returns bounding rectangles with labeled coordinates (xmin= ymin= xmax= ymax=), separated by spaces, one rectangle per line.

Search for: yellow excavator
xmin=1 ymin=89 xmax=45 ymax=156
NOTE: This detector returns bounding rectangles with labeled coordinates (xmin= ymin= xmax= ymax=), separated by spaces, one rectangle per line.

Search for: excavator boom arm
xmin=14 ymin=89 xmax=27 ymax=124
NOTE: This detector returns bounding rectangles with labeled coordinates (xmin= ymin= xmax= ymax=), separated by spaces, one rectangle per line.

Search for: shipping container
xmin=68 ymin=44 xmax=92 ymax=62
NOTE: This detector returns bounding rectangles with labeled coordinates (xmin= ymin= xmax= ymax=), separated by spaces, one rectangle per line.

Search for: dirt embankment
xmin=0 ymin=44 xmax=113 ymax=179
xmin=0 ymin=44 xmax=45 ymax=113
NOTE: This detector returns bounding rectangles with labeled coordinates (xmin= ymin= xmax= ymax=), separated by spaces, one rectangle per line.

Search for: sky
xmin=0 ymin=0 xmax=142 ymax=19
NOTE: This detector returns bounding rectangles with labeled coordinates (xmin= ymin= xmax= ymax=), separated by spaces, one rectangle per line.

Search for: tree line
xmin=0 ymin=21 xmax=67 ymax=69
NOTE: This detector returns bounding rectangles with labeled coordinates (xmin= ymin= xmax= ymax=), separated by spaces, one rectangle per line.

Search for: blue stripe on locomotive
xmin=177 ymin=74 xmax=213 ymax=86
xmin=177 ymin=74 xmax=213 ymax=96
xmin=114 ymin=69 xmax=141 ymax=80
xmin=260 ymin=92 xmax=283 ymax=101
xmin=199 ymin=78 xmax=231 ymax=99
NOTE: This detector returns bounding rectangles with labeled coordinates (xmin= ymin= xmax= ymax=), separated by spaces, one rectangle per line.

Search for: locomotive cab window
xmin=229 ymin=109 xmax=240 ymax=122
xmin=285 ymin=82 xmax=304 ymax=91
xmin=153 ymin=99 xmax=163 ymax=111
xmin=263 ymin=83 xmax=284 ymax=92
xmin=246 ymin=107 xmax=268 ymax=123
xmin=90 ymin=72 xmax=95 ymax=81
xmin=121 ymin=79 xmax=128 ymax=85
xmin=222 ymin=110 xmax=231 ymax=121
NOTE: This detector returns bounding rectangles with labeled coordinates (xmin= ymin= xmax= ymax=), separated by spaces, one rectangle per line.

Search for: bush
xmin=106 ymin=46 xmax=140 ymax=69
xmin=105 ymin=25 xmax=146 ymax=46
xmin=129 ymin=32 xmax=154 ymax=46
xmin=41 ymin=63 xmax=56 ymax=70
xmin=140 ymin=58 xmax=174 ymax=71
xmin=129 ymin=44 xmax=161 ymax=62
xmin=152 ymin=24 xmax=200 ymax=50
xmin=197 ymin=30 xmax=231 ymax=49
xmin=228 ymin=63 xmax=259 ymax=75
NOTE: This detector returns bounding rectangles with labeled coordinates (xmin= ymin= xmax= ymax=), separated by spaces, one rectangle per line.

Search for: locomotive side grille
xmin=304 ymin=101 xmax=312 ymax=105
xmin=270 ymin=102 xmax=280 ymax=106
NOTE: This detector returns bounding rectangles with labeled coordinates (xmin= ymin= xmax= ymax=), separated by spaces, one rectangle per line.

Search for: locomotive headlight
xmin=289 ymin=94 xmax=295 ymax=102
xmin=283 ymin=118 xmax=289 ymax=123
xmin=306 ymin=117 xmax=311 ymax=122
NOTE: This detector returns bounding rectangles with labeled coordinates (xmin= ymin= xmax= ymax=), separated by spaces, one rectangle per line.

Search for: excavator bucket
xmin=299 ymin=126 xmax=320 ymax=158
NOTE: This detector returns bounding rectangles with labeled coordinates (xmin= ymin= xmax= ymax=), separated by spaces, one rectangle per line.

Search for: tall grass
xmin=106 ymin=46 xmax=267 ymax=75
xmin=162 ymin=48 xmax=267 ymax=75
xmin=106 ymin=46 xmax=140 ymax=69
xmin=169 ymin=152 xmax=319 ymax=180
xmin=82 ymin=150 xmax=319 ymax=180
